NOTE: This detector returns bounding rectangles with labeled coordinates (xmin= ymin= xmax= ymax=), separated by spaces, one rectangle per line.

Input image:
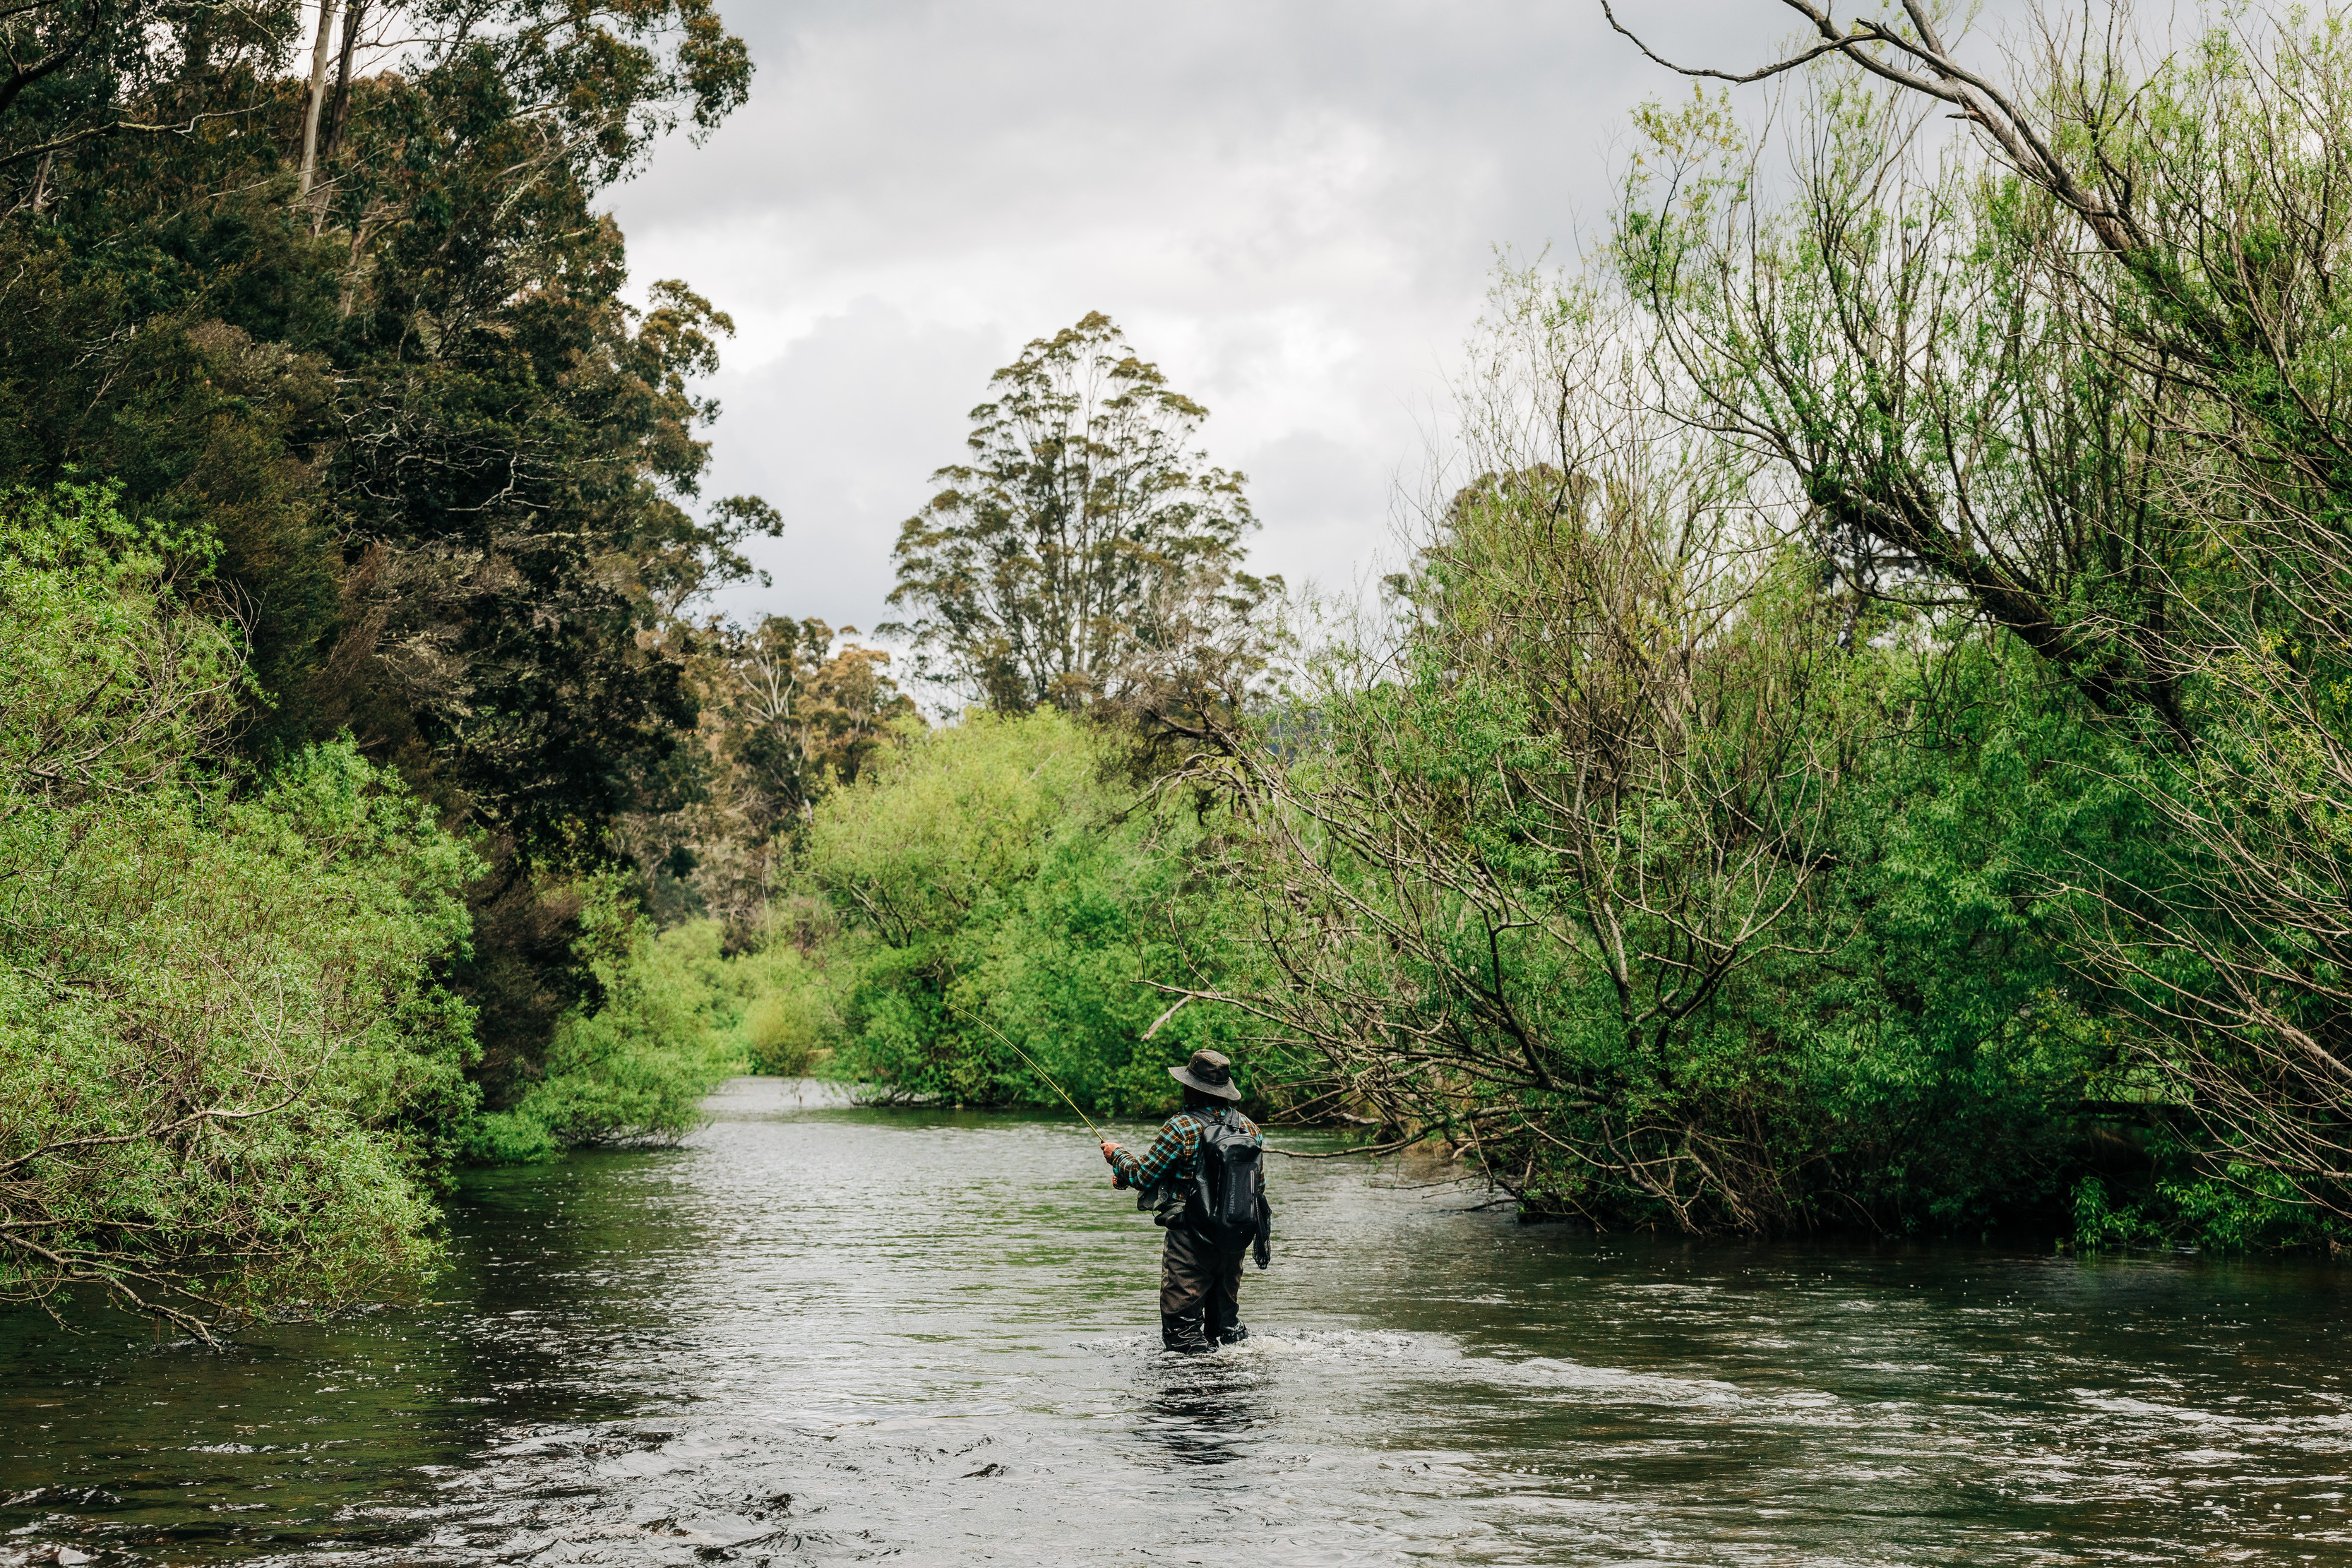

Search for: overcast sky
xmin=602 ymin=1 xmax=1991 ymax=639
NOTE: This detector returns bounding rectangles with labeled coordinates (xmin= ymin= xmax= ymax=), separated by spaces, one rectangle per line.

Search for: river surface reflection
xmin=8 ymin=1078 xmax=2352 ymax=1564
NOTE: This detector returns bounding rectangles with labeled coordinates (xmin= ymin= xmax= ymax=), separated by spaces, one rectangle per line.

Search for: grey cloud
xmin=613 ymin=1 xmax=2033 ymax=636
xmin=692 ymin=299 xmax=1008 ymax=632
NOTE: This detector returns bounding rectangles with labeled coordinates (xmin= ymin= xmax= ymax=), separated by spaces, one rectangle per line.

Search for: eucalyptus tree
xmin=616 ymin=616 xmax=919 ymax=935
xmin=885 ymin=312 xmax=1274 ymax=714
xmin=0 ymin=0 xmax=769 ymax=1116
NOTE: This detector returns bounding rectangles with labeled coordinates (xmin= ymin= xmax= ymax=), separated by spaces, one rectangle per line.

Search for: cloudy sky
xmin=603 ymin=1 xmax=1961 ymax=638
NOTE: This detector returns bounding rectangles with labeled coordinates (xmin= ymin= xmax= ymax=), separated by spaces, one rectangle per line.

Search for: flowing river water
xmin=8 ymin=1077 xmax=2352 ymax=1565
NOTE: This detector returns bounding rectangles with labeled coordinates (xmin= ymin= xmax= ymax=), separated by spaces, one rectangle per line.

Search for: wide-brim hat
xmin=1169 ymin=1048 xmax=1243 ymax=1101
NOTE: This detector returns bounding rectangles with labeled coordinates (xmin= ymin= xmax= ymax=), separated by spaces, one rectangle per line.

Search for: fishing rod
xmin=950 ymin=1004 xmax=1108 ymax=1142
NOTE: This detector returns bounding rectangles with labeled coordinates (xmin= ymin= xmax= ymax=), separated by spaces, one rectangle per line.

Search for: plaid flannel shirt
xmin=1110 ymin=1106 xmax=1259 ymax=1191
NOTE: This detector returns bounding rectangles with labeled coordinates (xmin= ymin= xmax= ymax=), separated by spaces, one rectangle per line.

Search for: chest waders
xmin=1153 ymin=1106 xmax=1271 ymax=1353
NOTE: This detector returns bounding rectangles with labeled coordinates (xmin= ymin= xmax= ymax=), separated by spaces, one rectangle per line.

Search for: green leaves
xmin=1 ymin=485 xmax=483 ymax=1329
xmin=802 ymin=710 xmax=1254 ymax=1115
xmin=1582 ymin=1 xmax=2352 ymax=1237
xmin=885 ymin=311 xmax=1271 ymax=715
xmin=0 ymin=481 xmax=245 ymax=819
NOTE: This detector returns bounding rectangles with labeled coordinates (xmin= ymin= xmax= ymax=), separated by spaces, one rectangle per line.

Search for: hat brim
xmin=1169 ymin=1063 xmax=1243 ymax=1100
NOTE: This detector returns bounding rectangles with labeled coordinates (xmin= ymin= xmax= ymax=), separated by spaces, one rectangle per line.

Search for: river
xmin=6 ymin=1077 xmax=2352 ymax=1564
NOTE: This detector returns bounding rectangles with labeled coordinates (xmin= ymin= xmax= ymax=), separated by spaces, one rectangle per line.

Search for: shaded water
xmin=8 ymin=1077 xmax=2352 ymax=1564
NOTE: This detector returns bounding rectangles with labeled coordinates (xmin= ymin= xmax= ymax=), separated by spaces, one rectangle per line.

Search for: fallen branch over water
xmin=1265 ymin=1130 xmax=1440 ymax=1159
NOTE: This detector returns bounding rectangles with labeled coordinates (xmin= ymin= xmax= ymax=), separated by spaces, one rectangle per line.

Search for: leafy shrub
xmin=737 ymin=946 xmax=841 ymax=1076
xmin=803 ymin=709 xmax=1254 ymax=1112
xmin=0 ymin=484 xmax=480 ymax=1331
xmin=471 ymin=892 xmax=748 ymax=1154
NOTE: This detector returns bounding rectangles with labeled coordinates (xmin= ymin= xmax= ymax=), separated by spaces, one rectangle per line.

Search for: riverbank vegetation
xmin=10 ymin=0 xmax=2352 ymax=1332
xmin=1188 ymin=0 xmax=2352 ymax=1250
xmin=804 ymin=708 xmax=1252 ymax=1113
xmin=795 ymin=0 xmax=2352 ymax=1253
xmin=1 ymin=485 xmax=478 ymax=1333
xmin=0 ymin=0 xmax=845 ymax=1327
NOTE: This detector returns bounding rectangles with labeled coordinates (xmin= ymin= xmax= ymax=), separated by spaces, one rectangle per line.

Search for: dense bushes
xmin=1164 ymin=332 xmax=2105 ymax=1234
xmin=1582 ymin=6 xmax=2352 ymax=1246
xmin=443 ymin=706 xmax=1257 ymax=1138
xmin=0 ymin=486 xmax=480 ymax=1331
xmin=0 ymin=484 xmax=786 ymax=1322
xmin=462 ymin=895 xmax=746 ymax=1160
xmin=800 ymin=710 xmax=1250 ymax=1114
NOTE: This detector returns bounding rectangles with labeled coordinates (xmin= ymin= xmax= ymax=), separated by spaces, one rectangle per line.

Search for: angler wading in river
xmin=1100 ymin=1049 xmax=1272 ymax=1353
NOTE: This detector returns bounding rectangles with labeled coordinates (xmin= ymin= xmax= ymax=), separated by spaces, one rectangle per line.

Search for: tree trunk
xmin=318 ymin=0 xmax=366 ymax=174
xmin=297 ymin=0 xmax=340 ymax=204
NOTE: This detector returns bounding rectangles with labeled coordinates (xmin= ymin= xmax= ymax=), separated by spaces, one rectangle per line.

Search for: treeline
xmin=0 ymin=0 xmax=917 ymax=1331
xmin=768 ymin=2 xmax=2352 ymax=1254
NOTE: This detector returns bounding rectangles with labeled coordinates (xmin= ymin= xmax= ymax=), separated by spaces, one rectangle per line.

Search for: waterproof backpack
xmin=1187 ymin=1107 xmax=1265 ymax=1255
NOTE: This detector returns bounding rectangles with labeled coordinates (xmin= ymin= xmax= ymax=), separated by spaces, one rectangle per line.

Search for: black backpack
xmin=1186 ymin=1106 xmax=1265 ymax=1255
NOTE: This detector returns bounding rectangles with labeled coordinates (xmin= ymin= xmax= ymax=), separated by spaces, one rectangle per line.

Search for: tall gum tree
xmin=883 ymin=311 xmax=1275 ymax=715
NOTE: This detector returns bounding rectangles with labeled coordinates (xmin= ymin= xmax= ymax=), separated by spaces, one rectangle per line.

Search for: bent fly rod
xmin=950 ymin=1004 xmax=1107 ymax=1142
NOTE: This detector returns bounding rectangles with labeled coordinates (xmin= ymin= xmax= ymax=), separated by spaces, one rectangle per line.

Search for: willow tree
xmin=884 ymin=311 xmax=1272 ymax=714
xmin=1164 ymin=274 xmax=1910 ymax=1232
xmin=1606 ymin=0 xmax=2352 ymax=1214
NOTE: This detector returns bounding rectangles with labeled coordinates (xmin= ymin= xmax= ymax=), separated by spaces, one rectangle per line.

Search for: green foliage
xmin=736 ymin=945 xmax=842 ymax=1077
xmin=804 ymin=709 xmax=1252 ymax=1113
xmin=462 ymin=881 xmax=868 ymax=1156
xmin=0 ymin=484 xmax=479 ymax=1332
xmin=0 ymin=0 xmax=774 ymax=1111
xmin=884 ymin=311 xmax=1275 ymax=714
xmin=1196 ymin=580 xmax=2108 ymax=1233
xmin=2071 ymin=1130 xmax=2347 ymax=1255
xmin=1600 ymin=5 xmax=2352 ymax=1233
xmin=469 ymin=890 xmax=746 ymax=1156
xmin=0 ymin=478 xmax=236 ymax=788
